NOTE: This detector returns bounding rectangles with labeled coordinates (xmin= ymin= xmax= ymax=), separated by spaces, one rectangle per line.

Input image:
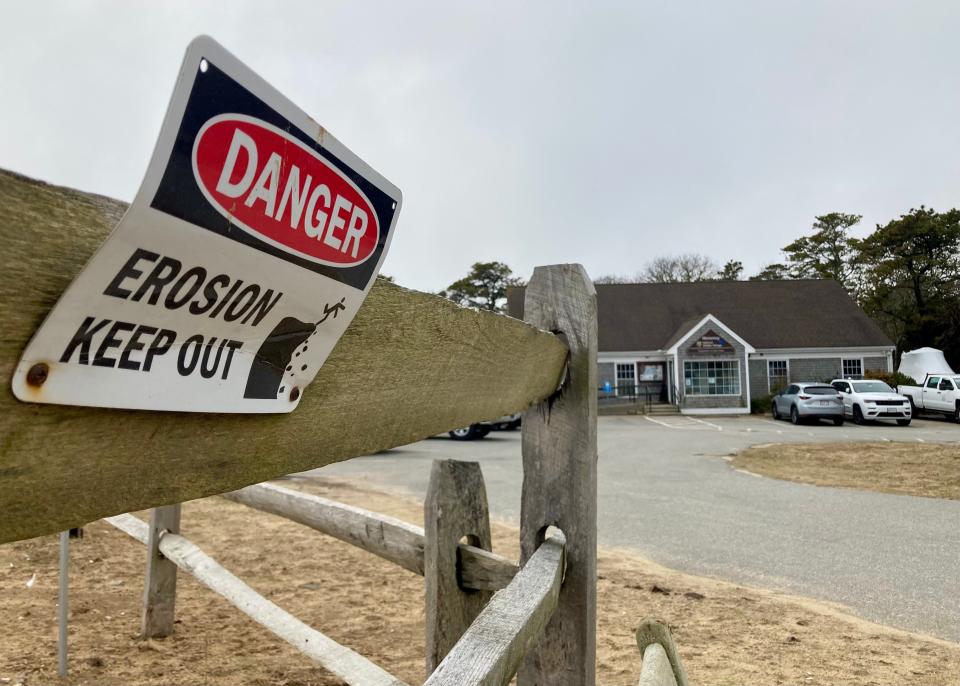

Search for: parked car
xmin=772 ymin=382 xmax=844 ymax=425
xmin=448 ymin=413 xmax=521 ymax=440
xmin=830 ymin=379 xmax=911 ymax=426
xmin=897 ymin=374 xmax=960 ymax=422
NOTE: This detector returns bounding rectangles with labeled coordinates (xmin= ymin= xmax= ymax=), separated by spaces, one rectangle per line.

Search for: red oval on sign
xmin=192 ymin=114 xmax=380 ymax=267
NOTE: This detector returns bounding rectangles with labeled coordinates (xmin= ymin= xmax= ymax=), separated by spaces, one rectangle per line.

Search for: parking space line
xmin=686 ymin=416 xmax=723 ymax=431
xmin=643 ymin=416 xmax=713 ymax=430
xmin=643 ymin=416 xmax=685 ymax=429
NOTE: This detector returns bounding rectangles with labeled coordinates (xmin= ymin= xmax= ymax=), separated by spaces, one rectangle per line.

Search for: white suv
xmin=830 ymin=379 xmax=912 ymax=426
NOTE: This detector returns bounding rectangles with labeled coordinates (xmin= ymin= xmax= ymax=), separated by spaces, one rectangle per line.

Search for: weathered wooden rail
xmin=109 ymin=480 xmax=688 ymax=686
xmin=1 ymin=171 xmax=694 ymax=685
xmin=108 ymin=458 xmax=571 ymax=686
xmin=222 ymin=482 xmax=518 ymax=591
xmin=0 ymin=169 xmax=567 ymax=544
xmin=635 ymin=619 xmax=690 ymax=686
xmin=107 ymin=511 xmax=411 ymax=686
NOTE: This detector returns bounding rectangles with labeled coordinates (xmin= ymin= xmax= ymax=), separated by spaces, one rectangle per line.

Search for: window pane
xmin=768 ymin=360 xmax=788 ymax=392
xmin=615 ymin=363 xmax=635 ymax=393
xmin=842 ymin=359 xmax=863 ymax=377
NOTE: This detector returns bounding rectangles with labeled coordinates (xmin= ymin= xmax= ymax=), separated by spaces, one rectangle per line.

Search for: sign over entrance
xmin=12 ymin=36 xmax=401 ymax=413
xmin=687 ymin=329 xmax=735 ymax=354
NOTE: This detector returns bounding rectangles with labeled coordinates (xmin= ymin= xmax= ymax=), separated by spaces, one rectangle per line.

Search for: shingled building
xmin=507 ymin=280 xmax=894 ymax=415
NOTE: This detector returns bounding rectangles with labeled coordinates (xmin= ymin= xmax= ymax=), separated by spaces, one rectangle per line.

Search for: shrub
xmin=751 ymin=393 xmax=774 ymax=414
xmin=864 ymin=369 xmax=917 ymax=388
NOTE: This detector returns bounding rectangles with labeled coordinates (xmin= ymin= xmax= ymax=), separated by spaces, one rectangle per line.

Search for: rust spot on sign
xmin=289 ymin=386 xmax=300 ymax=402
xmin=26 ymin=363 xmax=49 ymax=387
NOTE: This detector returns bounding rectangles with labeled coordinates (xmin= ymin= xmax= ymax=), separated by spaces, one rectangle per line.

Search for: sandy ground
xmin=2 ymin=477 xmax=958 ymax=686
xmin=732 ymin=442 xmax=960 ymax=500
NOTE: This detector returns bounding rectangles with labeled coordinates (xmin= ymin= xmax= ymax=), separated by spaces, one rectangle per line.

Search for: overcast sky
xmin=2 ymin=2 xmax=959 ymax=292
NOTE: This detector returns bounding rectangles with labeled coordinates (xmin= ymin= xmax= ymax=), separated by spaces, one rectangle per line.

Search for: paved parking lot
xmin=311 ymin=414 xmax=960 ymax=641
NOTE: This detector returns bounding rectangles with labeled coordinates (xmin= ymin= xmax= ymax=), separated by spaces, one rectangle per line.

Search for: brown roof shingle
xmin=506 ymin=280 xmax=893 ymax=352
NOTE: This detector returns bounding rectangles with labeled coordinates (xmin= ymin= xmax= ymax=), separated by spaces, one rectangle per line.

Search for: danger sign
xmin=12 ymin=36 xmax=402 ymax=413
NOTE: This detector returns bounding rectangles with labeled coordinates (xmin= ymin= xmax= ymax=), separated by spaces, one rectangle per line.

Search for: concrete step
xmin=646 ymin=404 xmax=680 ymax=415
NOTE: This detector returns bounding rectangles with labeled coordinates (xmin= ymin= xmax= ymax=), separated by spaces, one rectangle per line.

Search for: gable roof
xmin=506 ymin=279 xmax=894 ymax=352
xmin=663 ymin=314 xmax=755 ymax=353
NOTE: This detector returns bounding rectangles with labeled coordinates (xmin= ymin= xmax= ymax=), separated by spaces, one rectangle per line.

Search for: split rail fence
xmin=0 ymin=171 xmax=690 ymax=686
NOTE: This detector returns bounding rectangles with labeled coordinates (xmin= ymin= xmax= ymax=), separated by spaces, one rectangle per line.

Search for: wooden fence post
xmin=519 ymin=264 xmax=597 ymax=686
xmin=425 ymin=460 xmax=493 ymax=674
xmin=141 ymin=503 xmax=182 ymax=638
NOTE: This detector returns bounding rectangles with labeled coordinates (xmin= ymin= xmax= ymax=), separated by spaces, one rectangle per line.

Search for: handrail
xmin=224 ymin=483 xmax=518 ymax=591
xmin=423 ymin=531 xmax=566 ymax=686
xmin=106 ymin=513 xmax=409 ymax=686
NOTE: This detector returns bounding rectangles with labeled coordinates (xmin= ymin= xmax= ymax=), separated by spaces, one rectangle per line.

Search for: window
xmin=852 ymin=381 xmax=893 ymax=393
xmin=841 ymin=358 xmax=863 ymax=378
xmin=615 ymin=363 xmax=636 ymax=394
xmin=804 ymin=385 xmax=837 ymax=395
xmin=939 ymin=379 xmax=954 ymax=391
xmin=926 ymin=376 xmax=940 ymax=389
xmin=767 ymin=360 xmax=788 ymax=393
xmin=683 ymin=360 xmax=740 ymax=396
xmin=638 ymin=364 xmax=664 ymax=381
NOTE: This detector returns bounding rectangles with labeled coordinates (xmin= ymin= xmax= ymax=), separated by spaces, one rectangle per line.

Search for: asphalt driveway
xmin=308 ymin=415 xmax=960 ymax=642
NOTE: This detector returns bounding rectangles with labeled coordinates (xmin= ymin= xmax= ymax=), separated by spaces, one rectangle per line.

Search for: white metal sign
xmin=12 ymin=36 xmax=401 ymax=413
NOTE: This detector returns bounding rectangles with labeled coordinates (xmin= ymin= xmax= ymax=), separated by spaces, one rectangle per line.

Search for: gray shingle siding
xmin=748 ymin=355 xmax=892 ymax=400
xmin=788 ymin=358 xmax=841 ymax=384
xmin=749 ymin=359 xmax=769 ymax=398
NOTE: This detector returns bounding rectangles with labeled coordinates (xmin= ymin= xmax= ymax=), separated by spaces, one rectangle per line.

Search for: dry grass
xmin=732 ymin=442 xmax=960 ymax=500
xmin=1 ymin=477 xmax=958 ymax=686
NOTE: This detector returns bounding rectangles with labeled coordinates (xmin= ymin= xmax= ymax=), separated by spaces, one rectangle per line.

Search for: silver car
xmin=773 ymin=382 xmax=844 ymax=425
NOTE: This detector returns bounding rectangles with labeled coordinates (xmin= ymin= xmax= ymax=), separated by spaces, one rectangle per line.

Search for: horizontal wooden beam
xmin=0 ymin=169 xmax=568 ymax=543
xmin=106 ymin=514 xmax=409 ymax=686
xmin=224 ymin=483 xmax=518 ymax=591
xmin=423 ymin=532 xmax=566 ymax=686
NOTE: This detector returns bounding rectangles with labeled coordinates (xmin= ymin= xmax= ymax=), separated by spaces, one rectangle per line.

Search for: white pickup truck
xmin=897 ymin=374 xmax=960 ymax=422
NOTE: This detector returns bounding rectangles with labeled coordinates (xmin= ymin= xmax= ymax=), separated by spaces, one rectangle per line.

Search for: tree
xmin=750 ymin=263 xmax=790 ymax=281
xmin=782 ymin=212 xmax=863 ymax=295
xmin=856 ymin=207 xmax=960 ymax=365
xmin=640 ymin=253 xmax=718 ymax=283
xmin=593 ymin=274 xmax=633 ymax=284
xmin=717 ymin=260 xmax=744 ymax=280
xmin=439 ymin=261 xmax=523 ymax=312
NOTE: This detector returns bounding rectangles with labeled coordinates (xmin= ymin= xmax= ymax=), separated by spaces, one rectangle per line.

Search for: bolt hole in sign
xmin=12 ymin=36 xmax=402 ymax=412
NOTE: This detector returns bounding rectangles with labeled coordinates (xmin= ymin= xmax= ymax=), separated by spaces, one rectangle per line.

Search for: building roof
xmin=506 ymin=280 xmax=894 ymax=352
